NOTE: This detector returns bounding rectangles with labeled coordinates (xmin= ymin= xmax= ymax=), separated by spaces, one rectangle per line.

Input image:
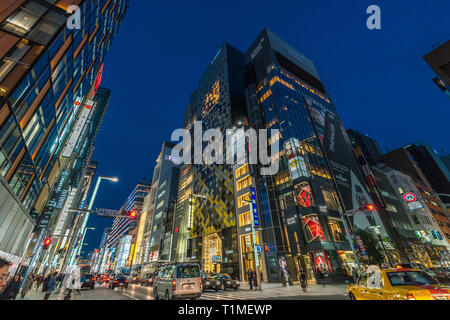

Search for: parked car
xmin=348 ymin=265 xmax=449 ymax=300
xmin=200 ymin=272 xmax=221 ymax=292
xmin=81 ymin=274 xmax=96 ymax=289
xmin=215 ymin=273 xmax=239 ymax=291
xmin=153 ymin=263 xmax=202 ymax=300
xmin=109 ymin=274 xmax=129 ymax=289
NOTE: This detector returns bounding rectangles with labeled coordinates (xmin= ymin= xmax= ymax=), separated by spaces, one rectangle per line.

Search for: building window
xmin=235 ymin=163 xmax=249 ymax=179
xmin=238 ymin=211 xmax=251 ymax=227
xmin=321 ymin=188 xmax=339 ymax=211
xmin=237 ymin=192 xmax=251 ymax=208
xmin=236 ymin=176 xmax=252 ymax=192
xmin=328 ymin=219 xmax=345 ymax=242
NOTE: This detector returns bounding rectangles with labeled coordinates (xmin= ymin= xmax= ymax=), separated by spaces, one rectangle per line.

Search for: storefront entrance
xmin=202 ymin=233 xmax=222 ymax=273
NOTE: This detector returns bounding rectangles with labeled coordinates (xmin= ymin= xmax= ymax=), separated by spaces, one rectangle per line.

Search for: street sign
xmin=403 ymin=192 xmax=417 ymax=203
xmin=407 ymin=201 xmax=423 ymax=210
xmin=256 ymin=245 xmax=261 ymax=253
xmin=97 ymin=208 xmax=119 ymax=217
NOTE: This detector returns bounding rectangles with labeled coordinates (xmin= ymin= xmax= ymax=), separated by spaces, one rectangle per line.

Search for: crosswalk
xmin=199 ymin=288 xmax=333 ymax=300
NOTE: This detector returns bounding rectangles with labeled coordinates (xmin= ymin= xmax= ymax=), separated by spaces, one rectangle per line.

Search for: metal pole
xmin=248 ymin=200 xmax=262 ymax=291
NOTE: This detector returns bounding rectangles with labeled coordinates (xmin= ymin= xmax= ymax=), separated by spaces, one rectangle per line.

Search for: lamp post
xmin=66 ymin=176 xmax=118 ymax=268
xmin=241 ymin=198 xmax=263 ymax=291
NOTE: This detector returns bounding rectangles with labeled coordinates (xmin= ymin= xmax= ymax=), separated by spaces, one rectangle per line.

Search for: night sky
xmin=83 ymin=0 xmax=450 ymax=255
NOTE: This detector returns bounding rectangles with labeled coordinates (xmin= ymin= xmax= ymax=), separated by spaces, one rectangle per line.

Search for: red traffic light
xmin=364 ymin=204 xmax=375 ymax=211
xmin=43 ymin=238 xmax=52 ymax=249
xmin=128 ymin=210 xmax=138 ymax=219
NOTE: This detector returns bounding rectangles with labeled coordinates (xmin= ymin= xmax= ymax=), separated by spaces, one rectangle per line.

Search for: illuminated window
xmin=235 ymin=163 xmax=249 ymax=179
xmin=328 ymin=219 xmax=344 ymax=242
xmin=202 ymin=80 xmax=220 ymax=116
xmin=238 ymin=211 xmax=251 ymax=227
xmin=236 ymin=176 xmax=252 ymax=192
xmin=237 ymin=193 xmax=251 ymax=208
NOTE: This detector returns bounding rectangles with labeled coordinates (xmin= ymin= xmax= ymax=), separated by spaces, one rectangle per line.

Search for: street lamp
xmin=67 ymin=176 xmax=118 ymax=268
xmin=241 ymin=198 xmax=263 ymax=291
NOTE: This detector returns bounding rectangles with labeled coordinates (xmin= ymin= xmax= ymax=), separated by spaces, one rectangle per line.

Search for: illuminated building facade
xmin=139 ymin=142 xmax=180 ymax=273
xmin=176 ymin=44 xmax=246 ymax=277
xmin=106 ymin=180 xmax=150 ymax=273
xmin=242 ymin=29 xmax=392 ymax=283
xmin=0 ymin=0 xmax=128 ymax=266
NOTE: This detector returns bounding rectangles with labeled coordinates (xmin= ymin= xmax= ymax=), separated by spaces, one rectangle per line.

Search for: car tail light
xmin=172 ymin=279 xmax=176 ymax=291
xmin=407 ymin=293 xmax=416 ymax=300
xmin=114 ymin=280 xmax=119 ymax=284
xmin=200 ymin=278 xmax=202 ymax=287
xmin=125 ymin=280 xmax=128 ymax=283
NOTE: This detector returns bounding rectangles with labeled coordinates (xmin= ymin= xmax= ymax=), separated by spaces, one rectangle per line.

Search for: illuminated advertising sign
xmin=250 ymin=187 xmax=259 ymax=227
xmin=302 ymin=215 xmax=325 ymax=242
xmin=295 ymin=182 xmax=315 ymax=208
xmin=93 ymin=64 xmax=103 ymax=97
xmin=62 ymin=100 xmax=95 ymax=158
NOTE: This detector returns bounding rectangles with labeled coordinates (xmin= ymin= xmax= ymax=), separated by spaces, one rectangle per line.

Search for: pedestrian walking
xmin=316 ymin=269 xmax=326 ymax=287
xmin=300 ymin=269 xmax=307 ymax=293
xmin=20 ymin=274 xmax=34 ymax=298
xmin=253 ymin=272 xmax=258 ymax=290
xmin=0 ymin=274 xmax=21 ymax=300
xmin=247 ymin=268 xmax=253 ymax=290
xmin=351 ymin=267 xmax=359 ymax=283
xmin=43 ymin=273 xmax=57 ymax=300
xmin=35 ymin=274 xmax=44 ymax=290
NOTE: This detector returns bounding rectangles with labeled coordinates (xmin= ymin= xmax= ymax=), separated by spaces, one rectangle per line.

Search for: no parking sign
xmin=403 ymin=192 xmax=417 ymax=203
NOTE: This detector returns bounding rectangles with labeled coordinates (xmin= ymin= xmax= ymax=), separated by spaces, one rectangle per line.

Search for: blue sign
xmin=250 ymin=187 xmax=259 ymax=227
xmin=256 ymin=246 xmax=261 ymax=253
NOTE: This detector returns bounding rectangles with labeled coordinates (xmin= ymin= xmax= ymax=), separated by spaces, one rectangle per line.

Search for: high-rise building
xmin=241 ymin=28 xmax=395 ymax=283
xmin=175 ymin=44 xmax=246 ymax=277
xmin=172 ymin=29 xmax=397 ymax=284
xmin=381 ymin=146 xmax=450 ymax=244
xmin=106 ymin=180 xmax=151 ymax=273
xmin=423 ymin=39 xmax=450 ymax=96
xmin=347 ymin=129 xmax=383 ymax=165
xmin=404 ymin=142 xmax=450 ymax=205
xmin=139 ymin=142 xmax=180 ymax=273
xmin=0 ymin=0 xmax=128 ymax=267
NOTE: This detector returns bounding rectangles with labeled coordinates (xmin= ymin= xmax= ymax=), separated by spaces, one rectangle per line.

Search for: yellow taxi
xmin=347 ymin=265 xmax=450 ymax=300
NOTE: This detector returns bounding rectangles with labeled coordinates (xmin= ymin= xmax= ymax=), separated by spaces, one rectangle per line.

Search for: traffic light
xmin=363 ymin=204 xmax=375 ymax=212
xmin=264 ymin=244 xmax=270 ymax=254
xmin=43 ymin=238 xmax=52 ymax=249
xmin=128 ymin=210 xmax=138 ymax=219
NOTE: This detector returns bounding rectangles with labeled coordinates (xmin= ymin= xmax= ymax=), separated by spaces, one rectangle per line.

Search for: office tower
xmin=347 ymin=129 xmax=383 ymax=165
xmin=0 ymin=0 xmax=128 ymax=267
xmin=423 ymin=39 xmax=450 ymax=96
xmin=404 ymin=142 xmax=450 ymax=205
xmin=381 ymin=147 xmax=450 ymax=244
xmin=106 ymin=180 xmax=151 ymax=273
xmin=175 ymin=44 xmax=247 ymax=277
xmin=242 ymin=29 xmax=393 ymax=283
xmin=138 ymin=142 xmax=180 ymax=273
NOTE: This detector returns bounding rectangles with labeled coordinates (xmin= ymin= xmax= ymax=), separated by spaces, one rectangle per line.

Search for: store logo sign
xmin=250 ymin=187 xmax=259 ymax=227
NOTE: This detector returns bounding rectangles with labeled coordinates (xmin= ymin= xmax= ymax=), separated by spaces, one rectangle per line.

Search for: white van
xmin=153 ymin=263 xmax=202 ymax=300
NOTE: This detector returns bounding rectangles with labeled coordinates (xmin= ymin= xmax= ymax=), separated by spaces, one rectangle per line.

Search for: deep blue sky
xmin=83 ymin=0 xmax=450 ymax=255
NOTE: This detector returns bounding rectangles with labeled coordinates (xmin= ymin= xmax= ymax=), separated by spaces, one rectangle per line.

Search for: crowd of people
xmin=0 ymin=257 xmax=84 ymax=300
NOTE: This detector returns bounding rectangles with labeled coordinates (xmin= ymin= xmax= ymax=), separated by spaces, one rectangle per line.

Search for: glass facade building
xmin=242 ymin=29 xmax=394 ymax=283
xmin=0 ymin=0 xmax=128 ymax=265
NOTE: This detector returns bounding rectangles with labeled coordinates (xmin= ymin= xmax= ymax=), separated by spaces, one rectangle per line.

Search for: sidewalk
xmin=238 ymin=282 xmax=348 ymax=296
